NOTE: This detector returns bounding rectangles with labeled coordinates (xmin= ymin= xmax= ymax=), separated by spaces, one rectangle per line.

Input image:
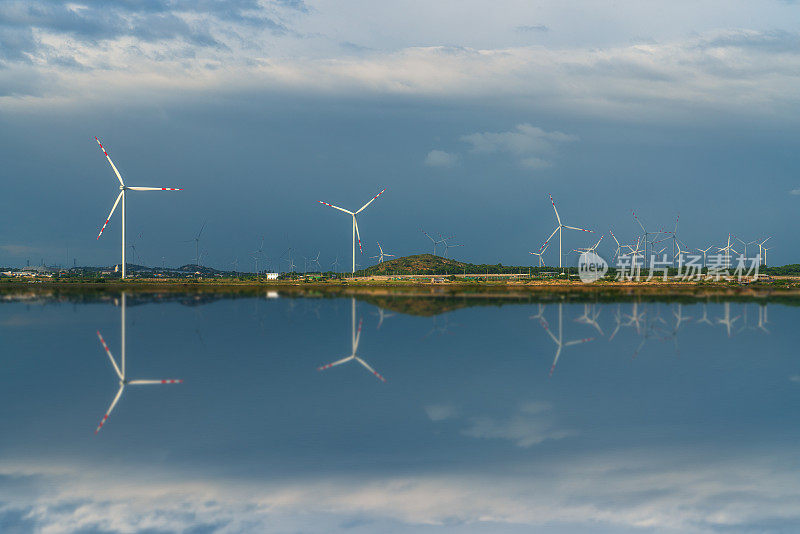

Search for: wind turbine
xmin=94 ymin=293 xmax=182 ymax=433
xmin=252 ymin=237 xmax=265 ymax=275
xmin=573 ymin=234 xmax=604 ymax=255
xmin=609 ymin=230 xmax=633 ymax=260
xmin=631 ymin=210 xmax=667 ymax=266
xmin=440 ymin=235 xmax=464 ymax=258
xmin=697 ymin=246 xmax=714 ymax=268
xmin=718 ymin=234 xmax=737 ymax=267
xmin=542 ymin=194 xmax=593 ymax=269
xmin=756 ymin=237 xmax=771 ymax=266
xmin=187 ymin=222 xmax=207 ymax=267
xmin=422 ymin=230 xmax=442 ymax=256
xmin=331 ymin=255 xmax=340 ymax=273
xmin=319 ymin=189 xmax=387 ymax=274
xmin=371 ymin=242 xmax=395 ymax=263
xmin=311 ymin=251 xmax=322 ymax=272
xmin=318 ymin=298 xmax=386 ymax=381
xmin=94 ymin=138 xmax=182 ymax=279
xmin=128 ymin=232 xmax=143 ymax=267
xmin=529 ymin=241 xmax=549 ymax=267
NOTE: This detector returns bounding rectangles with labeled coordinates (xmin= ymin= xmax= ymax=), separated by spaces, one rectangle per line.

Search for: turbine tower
xmin=94 ymin=138 xmax=182 ymax=279
xmin=542 ymin=194 xmax=593 ymax=268
xmin=319 ymin=189 xmax=386 ymax=274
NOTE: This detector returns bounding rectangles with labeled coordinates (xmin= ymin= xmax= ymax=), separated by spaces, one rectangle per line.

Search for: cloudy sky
xmin=1 ymin=1 xmax=799 ymax=269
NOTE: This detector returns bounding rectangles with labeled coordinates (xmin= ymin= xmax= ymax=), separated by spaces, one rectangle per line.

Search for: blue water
xmin=0 ymin=293 xmax=798 ymax=533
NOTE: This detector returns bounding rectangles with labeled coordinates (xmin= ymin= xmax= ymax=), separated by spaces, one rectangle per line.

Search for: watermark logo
xmin=578 ymin=251 xmax=608 ymax=283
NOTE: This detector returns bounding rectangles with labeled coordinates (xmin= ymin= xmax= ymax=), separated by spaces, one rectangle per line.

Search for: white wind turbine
xmin=371 ymin=242 xmax=395 ymax=264
xmin=756 ymin=237 xmax=771 ymax=266
xmin=94 ymin=138 xmax=182 ymax=279
xmin=95 ymin=293 xmax=182 ymax=433
xmin=529 ymin=241 xmax=549 ymax=267
xmin=718 ymin=234 xmax=738 ymax=267
xmin=318 ymin=298 xmax=386 ymax=381
xmin=319 ymin=189 xmax=386 ymax=274
xmin=542 ymin=194 xmax=593 ymax=268
xmin=422 ymin=229 xmax=444 ymax=256
xmin=572 ymin=234 xmax=604 ymax=255
xmin=697 ymin=246 xmax=714 ymax=268
xmin=609 ymin=230 xmax=633 ymax=260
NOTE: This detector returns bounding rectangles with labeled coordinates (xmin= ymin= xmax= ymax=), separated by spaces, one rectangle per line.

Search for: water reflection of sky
xmin=0 ymin=295 xmax=798 ymax=533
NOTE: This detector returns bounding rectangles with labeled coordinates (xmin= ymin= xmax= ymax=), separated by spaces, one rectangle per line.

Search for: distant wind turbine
xmin=371 ymin=242 xmax=395 ymax=263
xmin=94 ymin=137 xmax=182 ymax=279
xmin=319 ymin=189 xmax=387 ymax=274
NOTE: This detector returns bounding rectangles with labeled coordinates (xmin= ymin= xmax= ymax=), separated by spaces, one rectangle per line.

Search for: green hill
xmin=355 ymin=254 xmax=467 ymax=276
xmin=354 ymin=254 xmax=546 ymax=276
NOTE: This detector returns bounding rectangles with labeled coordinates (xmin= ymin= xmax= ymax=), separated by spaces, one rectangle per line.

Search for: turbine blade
xmin=354 ymin=318 xmax=363 ymax=352
xmin=95 ymin=137 xmax=124 ymax=186
xmin=126 ymin=187 xmax=182 ymax=191
xmin=97 ymin=330 xmax=123 ymax=380
xmin=549 ymin=194 xmax=562 ymax=225
xmin=565 ymin=337 xmax=594 ymax=346
xmin=127 ymin=379 xmax=182 ymax=384
xmin=564 ymin=225 xmax=593 ymax=233
xmin=540 ymin=318 xmax=560 ymax=345
xmin=317 ymin=355 xmax=354 ymax=371
xmin=355 ymin=357 xmax=386 ymax=382
xmin=95 ymin=384 xmax=124 ymax=434
xmin=318 ymin=201 xmax=353 ymax=215
xmin=97 ymin=191 xmax=123 ymax=239
xmin=542 ymin=227 xmax=559 ymax=249
xmin=356 ymin=188 xmax=386 ymax=214
xmin=354 ymin=218 xmax=363 ymax=253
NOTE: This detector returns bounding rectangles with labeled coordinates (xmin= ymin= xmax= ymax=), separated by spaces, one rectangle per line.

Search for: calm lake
xmin=1 ymin=291 xmax=798 ymax=533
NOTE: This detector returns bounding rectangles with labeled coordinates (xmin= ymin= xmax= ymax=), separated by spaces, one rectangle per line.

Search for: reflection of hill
xmin=1 ymin=285 xmax=799 ymax=316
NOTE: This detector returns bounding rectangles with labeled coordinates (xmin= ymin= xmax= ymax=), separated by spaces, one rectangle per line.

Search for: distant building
xmin=265 ymin=272 xmax=279 ymax=280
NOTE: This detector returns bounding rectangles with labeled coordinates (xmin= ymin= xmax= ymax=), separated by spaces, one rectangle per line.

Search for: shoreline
xmin=2 ymin=277 xmax=800 ymax=301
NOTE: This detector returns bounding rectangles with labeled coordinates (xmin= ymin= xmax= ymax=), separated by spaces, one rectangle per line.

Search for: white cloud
xmin=424 ymin=403 xmax=458 ymax=420
xmin=3 ymin=448 xmax=800 ymax=533
xmin=790 ymin=189 xmax=800 ymax=195
xmin=423 ymin=150 xmax=459 ymax=168
xmin=459 ymin=123 xmax=577 ymax=169
xmin=460 ymin=400 xmax=574 ymax=447
xmin=2 ymin=27 xmax=800 ymax=122
xmin=790 ymin=375 xmax=800 ymax=382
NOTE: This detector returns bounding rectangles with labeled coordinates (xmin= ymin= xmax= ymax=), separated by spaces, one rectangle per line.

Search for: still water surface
xmin=0 ymin=293 xmax=798 ymax=533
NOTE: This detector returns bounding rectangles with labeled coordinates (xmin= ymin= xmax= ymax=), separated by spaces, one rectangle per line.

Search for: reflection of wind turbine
xmin=539 ymin=303 xmax=593 ymax=376
xmin=94 ymin=137 xmax=182 ymax=279
xmin=373 ymin=307 xmax=396 ymax=329
xmin=542 ymin=195 xmax=593 ymax=268
xmin=575 ymin=304 xmax=604 ymax=336
xmin=319 ymin=189 xmax=387 ymax=274
xmin=95 ymin=293 xmax=182 ymax=433
xmin=716 ymin=302 xmax=740 ymax=337
xmin=318 ymin=298 xmax=386 ymax=381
